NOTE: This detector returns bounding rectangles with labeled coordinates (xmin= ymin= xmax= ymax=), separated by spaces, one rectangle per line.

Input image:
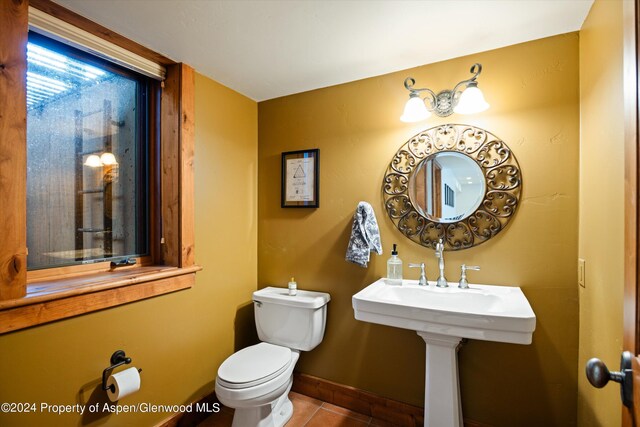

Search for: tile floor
xmin=197 ymin=391 xmax=395 ymax=427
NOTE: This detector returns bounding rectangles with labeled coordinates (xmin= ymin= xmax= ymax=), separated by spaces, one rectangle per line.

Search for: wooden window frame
xmin=0 ymin=0 xmax=200 ymax=334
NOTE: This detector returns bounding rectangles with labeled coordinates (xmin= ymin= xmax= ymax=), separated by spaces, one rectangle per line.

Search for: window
xmin=26 ymin=32 xmax=150 ymax=270
xmin=0 ymin=1 xmax=198 ymax=334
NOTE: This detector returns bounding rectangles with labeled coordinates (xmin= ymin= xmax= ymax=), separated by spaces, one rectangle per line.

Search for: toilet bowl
xmin=215 ymin=287 xmax=330 ymax=427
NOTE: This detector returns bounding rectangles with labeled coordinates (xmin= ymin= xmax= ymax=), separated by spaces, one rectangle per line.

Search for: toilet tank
xmin=253 ymin=287 xmax=330 ymax=351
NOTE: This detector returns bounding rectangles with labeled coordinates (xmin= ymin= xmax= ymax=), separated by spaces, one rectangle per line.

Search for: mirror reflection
xmin=409 ymin=152 xmax=485 ymax=223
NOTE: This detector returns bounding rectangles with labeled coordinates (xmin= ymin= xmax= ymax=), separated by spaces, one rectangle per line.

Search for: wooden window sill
xmin=0 ymin=265 xmax=202 ymax=334
xmin=0 ymin=2 xmax=197 ymax=333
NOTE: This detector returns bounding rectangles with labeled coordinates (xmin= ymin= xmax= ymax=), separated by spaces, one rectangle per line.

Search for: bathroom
xmin=0 ymin=0 xmax=631 ymax=426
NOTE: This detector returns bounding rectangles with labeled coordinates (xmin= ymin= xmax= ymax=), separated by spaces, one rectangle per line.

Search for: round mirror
xmin=382 ymin=124 xmax=522 ymax=251
xmin=409 ymin=152 xmax=485 ymax=223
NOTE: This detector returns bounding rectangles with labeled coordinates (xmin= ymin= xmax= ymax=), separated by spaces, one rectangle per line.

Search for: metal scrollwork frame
xmin=382 ymin=124 xmax=522 ymax=251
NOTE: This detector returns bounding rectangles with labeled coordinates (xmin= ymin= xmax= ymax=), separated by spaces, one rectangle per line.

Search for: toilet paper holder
xmin=102 ymin=350 xmax=141 ymax=392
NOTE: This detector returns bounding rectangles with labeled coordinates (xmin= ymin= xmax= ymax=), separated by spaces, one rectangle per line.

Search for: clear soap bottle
xmin=386 ymin=244 xmax=403 ymax=286
xmin=288 ymin=277 xmax=297 ymax=296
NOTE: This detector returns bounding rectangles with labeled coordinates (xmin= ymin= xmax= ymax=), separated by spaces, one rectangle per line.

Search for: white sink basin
xmin=352 ymin=278 xmax=536 ymax=344
xmin=352 ymin=278 xmax=536 ymax=427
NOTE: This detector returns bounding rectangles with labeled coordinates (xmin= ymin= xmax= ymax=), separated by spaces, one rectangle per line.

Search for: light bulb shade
xmin=84 ymin=154 xmax=102 ymax=167
xmin=100 ymin=152 xmax=118 ymax=166
xmin=400 ymin=94 xmax=430 ymax=122
xmin=453 ymin=84 xmax=489 ymax=114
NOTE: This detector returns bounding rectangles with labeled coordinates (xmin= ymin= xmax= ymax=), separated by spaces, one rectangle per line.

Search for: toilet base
xmin=230 ymin=377 xmax=294 ymax=427
xmin=271 ymin=390 xmax=294 ymax=427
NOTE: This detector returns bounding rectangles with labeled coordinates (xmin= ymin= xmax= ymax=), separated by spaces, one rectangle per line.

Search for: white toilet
xmin=215 ymin=286 xmax=330 ymax=427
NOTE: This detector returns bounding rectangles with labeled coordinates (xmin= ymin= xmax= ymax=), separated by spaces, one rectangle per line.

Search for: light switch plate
xmin=578 ymin=258 xmax=586 ymax=288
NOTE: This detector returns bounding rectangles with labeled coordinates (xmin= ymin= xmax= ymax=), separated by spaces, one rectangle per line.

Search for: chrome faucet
xmin=435 ymin=239 xmax=448 ymax=288
xmin=408 ymin=263 xmax=427 ymax=286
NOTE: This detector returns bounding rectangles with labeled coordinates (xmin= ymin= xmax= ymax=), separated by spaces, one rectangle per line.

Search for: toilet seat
xmin=217 ymin=342 xmax=292 ymax=389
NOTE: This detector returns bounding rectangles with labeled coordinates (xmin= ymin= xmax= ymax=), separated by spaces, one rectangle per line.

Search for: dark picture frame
xmin=281 ymin=149 xmax=319 ymax=208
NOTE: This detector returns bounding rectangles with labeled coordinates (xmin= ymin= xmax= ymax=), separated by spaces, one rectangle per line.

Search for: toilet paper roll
xmin=106 ymin=367 xmax=141 ymax=402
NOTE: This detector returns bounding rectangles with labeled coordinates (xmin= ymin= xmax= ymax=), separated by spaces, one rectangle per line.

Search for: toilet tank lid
xmin=253 ymin=287 xmax=330 ymax=309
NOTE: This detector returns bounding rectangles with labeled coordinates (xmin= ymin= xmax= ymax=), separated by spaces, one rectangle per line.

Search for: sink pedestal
xmin=418 ymin=332 xmax=463 ymax=427
xmin=352 ymin=279 xmax=536 ymax=427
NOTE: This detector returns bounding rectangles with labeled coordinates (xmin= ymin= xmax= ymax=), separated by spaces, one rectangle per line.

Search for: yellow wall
xmin=0 ymin=72 xmax=258 ymax=426
xmin=578 ymin=0 xmax=625 ymax=425
xmin=258 ymin=34 xmax=580 ymax=426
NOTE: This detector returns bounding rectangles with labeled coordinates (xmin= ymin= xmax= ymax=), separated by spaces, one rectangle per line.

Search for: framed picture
xmin=281 ymin=149 xmax=319 ymax=208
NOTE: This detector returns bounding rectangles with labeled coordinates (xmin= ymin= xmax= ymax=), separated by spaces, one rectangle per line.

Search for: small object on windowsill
xmin=110 ymin=258 xmax=136 ymax=269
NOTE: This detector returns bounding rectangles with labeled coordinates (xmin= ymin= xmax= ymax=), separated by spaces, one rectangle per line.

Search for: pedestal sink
xmin=352 ymin=278 xmax=536 ymax=427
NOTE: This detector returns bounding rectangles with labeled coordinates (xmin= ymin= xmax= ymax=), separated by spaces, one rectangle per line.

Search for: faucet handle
xmin=459 ymin=264 xmax=480 ymax=289
xmin=408 ymin=263 xmax=428 ymax=286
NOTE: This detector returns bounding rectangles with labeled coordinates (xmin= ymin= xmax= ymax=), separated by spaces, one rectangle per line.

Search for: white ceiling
xmin=53 ymin=0 xmax=594 ymax=102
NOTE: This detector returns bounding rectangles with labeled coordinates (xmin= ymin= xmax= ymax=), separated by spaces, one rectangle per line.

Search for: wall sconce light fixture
xmin=84 ymin=154 xmax=102 ymax=167
xmin=100 ymin=152 xmax=118 ymax=166
xmin=400 ymin=63 xmax=489 ymax=123
xmin=84 ymin=152 xmax=118 ymax=167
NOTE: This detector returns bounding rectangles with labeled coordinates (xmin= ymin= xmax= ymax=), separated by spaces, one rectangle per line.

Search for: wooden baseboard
xmin=292 ymin=372 xmax=424 ymax=427
xmin=292 ymin=372 xmax=493 ymax=427
xmin=156 ymin=372 xmax=493 ymax=427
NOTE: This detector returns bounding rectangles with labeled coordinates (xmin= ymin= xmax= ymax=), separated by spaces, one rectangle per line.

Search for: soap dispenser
xmin=386 ymin=244 xmax=403 ymax=286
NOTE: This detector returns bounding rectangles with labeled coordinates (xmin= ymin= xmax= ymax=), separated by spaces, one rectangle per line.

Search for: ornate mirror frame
xmin=382 ymin=124 xmax=522 ymax=251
